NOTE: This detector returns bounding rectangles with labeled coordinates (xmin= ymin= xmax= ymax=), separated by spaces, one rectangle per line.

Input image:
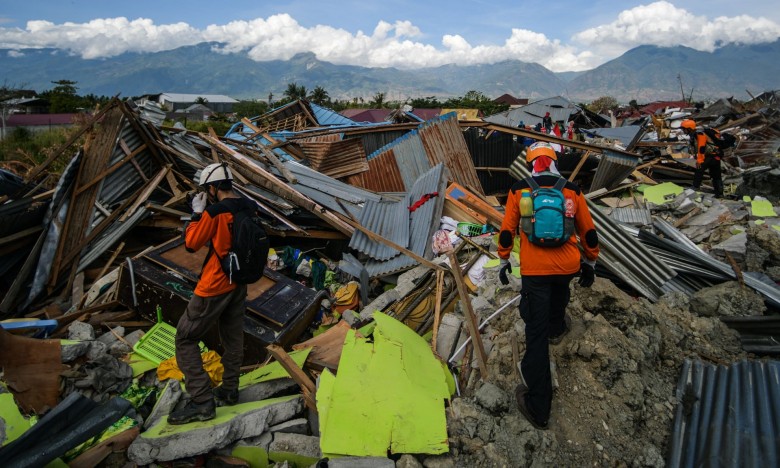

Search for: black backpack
xmin=704 ymin=127 xmax=737 ymax=150
xmin=218 ymin=205 xmax=269 ymax=284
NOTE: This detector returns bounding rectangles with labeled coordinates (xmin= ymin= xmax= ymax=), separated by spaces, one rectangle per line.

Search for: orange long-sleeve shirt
xmin=498 ymin=174 xmax=599 ymax=276
xmin=185 ymin=197 xmax=255 ymax=297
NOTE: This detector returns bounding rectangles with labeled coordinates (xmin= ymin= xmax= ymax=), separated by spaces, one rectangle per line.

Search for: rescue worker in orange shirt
xmin=168 ymin=163 xmax=254 ymax=425
xmin=498 ymin=142 xmax=599 ymax=429
xmin=681 ymin=118 xmax=724 ymax=198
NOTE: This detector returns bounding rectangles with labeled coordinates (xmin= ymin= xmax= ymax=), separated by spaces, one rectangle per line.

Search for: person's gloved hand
xmin=578 ymin=260 xmax=595 ymax=287
xmin=191 ymin=192 xmax=207 ymax=214
xmin=699 ymin=146 xmax=707 ymax=155
xmin=499 ymin=259 xmax=511 ymax=285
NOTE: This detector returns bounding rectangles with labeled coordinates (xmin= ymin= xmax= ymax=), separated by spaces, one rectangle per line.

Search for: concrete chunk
xmin=268 ymin=432 xmax=321 ymax=465
xmin=397 ymin=454 xmax=424 ymax=468
xmin=97 ymin=326 xmax=125 ymax=346
xmin=268 ymin=418 xmax=309 ymax=435
xmin=239 ymin=378 xmax=298 ymax=403
xmin=68 ymin=321 xmax=95 ymax=341
xmin=128 ymin=395 xmax=303 ymax=465
xmin=435 ymin=313 xmax=465 ymax=361
xmin=143 ymin=378 xmax=182 ymax=429
xmin=61 ymin=341 xmax=90 ymax=363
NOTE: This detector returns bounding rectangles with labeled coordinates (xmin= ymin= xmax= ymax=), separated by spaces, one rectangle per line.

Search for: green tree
xmin=194 ymin=96 xmax=209 ymax=105
xmin=308 ymin=86 xmax=330 ymax=106
xmin=443 ymin=90 xmax=508 ymax=117
xmin=45 ymin=79 xmax=81 ymax=113
xmin=369 ymin=92 xmax=386 ymax=108
xmin=282 ymin=82 xmax=308 ymax=103
xmin=587 ymin=96 xmax=619 ymax=114
xmin=409 ymin=96 xmax=442 ymax=108
xmin=233 ymin=100 xmax=269 ymax=119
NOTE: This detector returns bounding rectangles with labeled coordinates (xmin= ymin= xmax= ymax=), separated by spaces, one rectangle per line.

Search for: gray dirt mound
xmin=448 ymin=277 xmax=746 ymax=467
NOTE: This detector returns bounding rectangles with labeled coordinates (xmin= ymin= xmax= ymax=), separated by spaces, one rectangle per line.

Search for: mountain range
xmin=1 ymin=40 xmax=779 ymax=103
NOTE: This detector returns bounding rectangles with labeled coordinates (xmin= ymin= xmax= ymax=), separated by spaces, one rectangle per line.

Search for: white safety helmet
xmin=198 ymin=163 xmax=234 ymax=187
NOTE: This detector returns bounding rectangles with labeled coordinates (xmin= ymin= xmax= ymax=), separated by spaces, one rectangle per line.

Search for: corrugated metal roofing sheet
xmin=608 ymin=207 xmax=652 ymax=226
xmin=341 ymin=164 xmax=447 ymax=278
xmin=309 ymin=102 xmax=360 ymax=127
xmin=668 ymin=359 xmax=780 ymax=467
xmin=282 ymin=160 xmax=382 ymax=219
xmin=582 ymin=126 xmax=645 ymax=148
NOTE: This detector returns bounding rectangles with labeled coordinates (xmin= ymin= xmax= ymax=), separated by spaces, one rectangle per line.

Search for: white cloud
xmin=573 ymin=1 xmax=780 ymax=62
xmin=0 ymin=4 xmax=777 ymax=72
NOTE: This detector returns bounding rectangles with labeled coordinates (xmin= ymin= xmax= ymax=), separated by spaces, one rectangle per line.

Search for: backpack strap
xmin=525 ymin=177 xmax=540 ymax=191
xmin=552 ymin=177 xmax=567 ymax=191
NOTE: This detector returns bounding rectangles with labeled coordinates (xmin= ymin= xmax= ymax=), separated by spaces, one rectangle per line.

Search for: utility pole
xmin=677 ymin=74 xmax=686 ymax=103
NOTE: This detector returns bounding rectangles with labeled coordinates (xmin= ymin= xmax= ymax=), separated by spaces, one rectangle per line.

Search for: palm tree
xmin=308 ymin=86 xmax=330 ymax=105
xmin=283 ymin=82 xmax=308 ymax=102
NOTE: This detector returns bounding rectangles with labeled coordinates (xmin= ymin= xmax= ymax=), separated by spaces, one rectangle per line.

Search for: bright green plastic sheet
xmin=318 ymin=312 xmax=451 ymax=457
xmin=751 ymin=199 xmax=776 ymax=217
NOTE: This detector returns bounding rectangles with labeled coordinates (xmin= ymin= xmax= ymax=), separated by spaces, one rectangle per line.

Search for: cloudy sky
xmin=0 ymin=1 xmax=778 ymax=72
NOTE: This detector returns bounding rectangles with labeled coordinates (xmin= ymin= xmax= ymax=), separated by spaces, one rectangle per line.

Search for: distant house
xmin=484 ymin=96 xmax=609 ymax=128
xmin=167 ymin=103 xmax=214 ymax=122
xmin=441 ymin=108 xmax=483 ymax=121
xmin=1 ymin=113 xmax=77 ymax=140
xmin=2 ymin=97 xmax=50 ymax=114
xmin=339 ymin=107 xmax=442 ymax=123
xmin=494 ymin=94 xmax=529 ymax=109
xmin=155 ymin=93 xmax=238 ymax=113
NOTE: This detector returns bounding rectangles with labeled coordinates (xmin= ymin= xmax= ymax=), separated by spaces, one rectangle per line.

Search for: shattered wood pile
xmin=1 ymin=94 xmax=780 ymax=467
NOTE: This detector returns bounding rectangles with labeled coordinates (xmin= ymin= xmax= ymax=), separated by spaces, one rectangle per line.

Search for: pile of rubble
xmin=0 ymin=94 xmax=778 ymax=467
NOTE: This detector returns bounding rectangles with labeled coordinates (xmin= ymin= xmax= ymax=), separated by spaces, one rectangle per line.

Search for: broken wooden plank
xmin=568 ymin=151 xmax=591 ymax=182
xmin=24 ymin=98 xmax=119 ymax=184
xmin=266 ymin=344 xmax=317 ymax=412
xmin=447 ymin=251 xmax=488 ymax=378
xmin=431 ymin=269 xmax=444 ymax=353
xmin=119 ymin=165 xmax=171 ymax=222
xmin=207 ymin=127 xmax=221 ymax=163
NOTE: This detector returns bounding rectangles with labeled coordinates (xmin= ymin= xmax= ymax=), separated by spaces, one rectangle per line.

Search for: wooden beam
xmin=431 ymin=269 xmax=444 ymax=353
xmin=446 ymin=251 xmax=488 ymax=377
xmin=119 ymin=165 xmax=171 ymax=222
xmin=24 ymin=99 xmax=119 ymax=184
xmin=207 ymin=127 xmax=221 ymax=163
xmin=257 ymin=144 xmax=298 ymax=184
xmin=568 ymin=151 xmax=591 ymax=182
xmin=0 ymin=226 xmax=43 ymax=247
xmin=266 ymin=344 xmax=317 ymax=412
xmin=94 ymin=241 xmax=125 ymax=287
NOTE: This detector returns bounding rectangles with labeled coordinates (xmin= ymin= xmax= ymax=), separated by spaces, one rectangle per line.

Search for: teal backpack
xmin=520 ymin=177 xmax=575 ymax=247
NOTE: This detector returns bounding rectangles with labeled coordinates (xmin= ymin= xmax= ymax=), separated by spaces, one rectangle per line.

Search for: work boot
xmin=213 ymin=386 xmax=239 ymax=407
xmin=168 ymin=398 xmax=216 ymax=425
xmin=549 ymin=315 xmax=571 ymax=345
xmin=515 ymin=384 xmax=548 ymax=430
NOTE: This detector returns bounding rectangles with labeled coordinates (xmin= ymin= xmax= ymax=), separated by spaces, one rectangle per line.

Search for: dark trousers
xmin=692 ymin=156 xmax=723 ymax=197
xmin=519 ymin=274 xmax=574 ymax=423
xmin=175 ymin=285 xmax=247 ymax=403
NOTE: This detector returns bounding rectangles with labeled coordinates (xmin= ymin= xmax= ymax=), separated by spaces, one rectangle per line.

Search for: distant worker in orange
xmin=680 ymin=119 xmax=724 ymax=198
xmin=497 ymin=142 xmax=599 ymax=430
